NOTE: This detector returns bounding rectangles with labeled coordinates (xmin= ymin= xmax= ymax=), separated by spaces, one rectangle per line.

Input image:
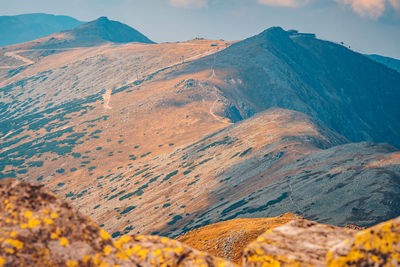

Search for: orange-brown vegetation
xmin=177 ymin=213 xmax=302 ymax=263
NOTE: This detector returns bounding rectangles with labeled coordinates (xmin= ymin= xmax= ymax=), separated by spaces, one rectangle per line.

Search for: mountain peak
xmin=253 ymin=27 xmax=316 ymax=43
xmin=96 ymin=16 xmax=109 ymax=22
xmin=230 ymin=26 xmax=293 ymax=50
xmin=261 ymin=26 xmax=286 ymax=34
xmin=257 ymin=26 xmax=287 ymax=38
xmin=32 ymin=16 xmax=155 ymax=48
xmin=71 ymin=17 xmax=155 ymax=44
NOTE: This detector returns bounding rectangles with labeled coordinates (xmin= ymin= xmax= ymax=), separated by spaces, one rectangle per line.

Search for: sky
xmin=1 ymin=0 xmax=399 ymax=59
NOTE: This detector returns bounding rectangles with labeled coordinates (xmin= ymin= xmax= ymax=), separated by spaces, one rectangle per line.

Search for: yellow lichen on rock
xmin=113 ymin=234 xmax=237 ymax=266
xmin=327 ymin=217 xmax=400 ymax=266
xmin=0 ymin=179 xmax=236 ymax=266
xmin=100 ymin=228 xmax=111 ymax=240
xmin=243 ymin=219 xmax=356 ymax=266
xmin=1 ymin=178 xmax=399 ymax=266
xmin=59 ymin=237 xmax=69 ymax=247
xmin=0 ymin=179 xmax=123 ymax=266
xmin=4 ymin=239 xmax=23 ymax=250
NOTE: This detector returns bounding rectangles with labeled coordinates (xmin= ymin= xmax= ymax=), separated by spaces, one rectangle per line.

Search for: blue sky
xmin=1 ymin=0 xmax=399 ymax=58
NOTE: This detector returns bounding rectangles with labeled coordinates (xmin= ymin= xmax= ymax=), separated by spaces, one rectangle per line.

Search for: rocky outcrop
xmin=244 ymin=217 xmax=400 ymax=266
xmin=243 ymin=219 xmax=356 ymax=266
xmin=327 ymin=217 xmax=400 ymax=266
xmin=0 ymin=179 xmax=234 ymax=266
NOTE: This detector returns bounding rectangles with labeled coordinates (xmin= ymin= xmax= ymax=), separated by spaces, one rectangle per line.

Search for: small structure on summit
xmin=287 ymin=29 xmax=316 ymax=38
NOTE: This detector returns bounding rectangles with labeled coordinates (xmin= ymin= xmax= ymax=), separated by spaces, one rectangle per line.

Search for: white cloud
xmin=169 ymin=0 xmax=208 ymax=8
xmin=167 ymin=0 xmax=400 ymax=19
xmin=334 ymin=0 xmax=400 ymax=19
xmin=257 ymin=0 xmax=309 ymax=7
xmin=168 ymin=0 xmax=309 ymax=9
xmin=389 ymin=0 xmax=400 ymax=9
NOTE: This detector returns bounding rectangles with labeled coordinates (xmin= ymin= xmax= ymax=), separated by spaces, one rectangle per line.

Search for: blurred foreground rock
xmin=0 ymin=179 xmax=234 ymax=266
xmin=0 ymin=178 xmax=399 ymax=266
xmin=327 ymin=217 xmax=400 ymax=266
xmin=243 ymin=219 xmax=356 ymax=266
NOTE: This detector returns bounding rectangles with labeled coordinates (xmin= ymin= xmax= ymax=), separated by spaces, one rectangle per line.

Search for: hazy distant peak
xmin=260 ymin=26 xmax=286 ymax=35
xmin=0 ymin=13 xmax=83 ymax=47
xmin=249 ymin=26 xmax=287 ymax=41
xmin=67 ymin=16 xmax=155 ymax=45
xmin=97 ymin=16 xmax=109 ymax=21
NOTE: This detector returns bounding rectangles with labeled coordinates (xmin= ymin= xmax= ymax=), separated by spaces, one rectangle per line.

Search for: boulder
xmin=243 ymin=219 xmax=356 ymax=266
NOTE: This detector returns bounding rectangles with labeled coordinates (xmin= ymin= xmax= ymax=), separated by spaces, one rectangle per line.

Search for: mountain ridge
xmin=0 ymin=13 xmax=83 ymax=47
xmin=180 ymin=27 xmax=400 ymax=148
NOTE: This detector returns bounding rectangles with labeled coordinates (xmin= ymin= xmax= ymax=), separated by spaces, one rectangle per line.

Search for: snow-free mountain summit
xmin=18 ymin=16 xmax=155 ymax=49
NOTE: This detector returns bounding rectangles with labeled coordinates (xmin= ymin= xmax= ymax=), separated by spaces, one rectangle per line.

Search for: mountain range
xmin=0 ymin=13 xmax=83 ymax=47
xmin=0 ymin=14 xmax=399 ymax=259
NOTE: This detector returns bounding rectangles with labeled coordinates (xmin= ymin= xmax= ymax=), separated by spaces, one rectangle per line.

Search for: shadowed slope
xmin=152 ymin=109 xmax=400 ymax=237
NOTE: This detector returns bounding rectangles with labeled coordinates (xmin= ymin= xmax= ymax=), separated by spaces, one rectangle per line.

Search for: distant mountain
xmin=183 ymin=27 xmax=400 ymax=148
xmin=367 ymin=54 xmax=400 ymax=73
xmin=35 ymin=16 xmax=155 ymax=48
xmin=0 ymin=13 xmax=83 ymax=47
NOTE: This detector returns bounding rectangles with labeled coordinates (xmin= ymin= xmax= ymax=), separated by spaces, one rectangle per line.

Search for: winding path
xmin=199 ymin=53 xmax=232 ymax=125
xmin=0 ymin=48 xmax=84 ymax=69
xmin=4 ymin=51 xmax=35 ymax=66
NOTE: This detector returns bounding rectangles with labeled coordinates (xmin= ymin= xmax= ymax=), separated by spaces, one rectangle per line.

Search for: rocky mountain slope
xmin=0 ymin=25 xmax=399 ymax=241
xmin=0 ymin=13 xmax=83 ymax=47
xmin=1 ymin=179 xmax=399 ymax=266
